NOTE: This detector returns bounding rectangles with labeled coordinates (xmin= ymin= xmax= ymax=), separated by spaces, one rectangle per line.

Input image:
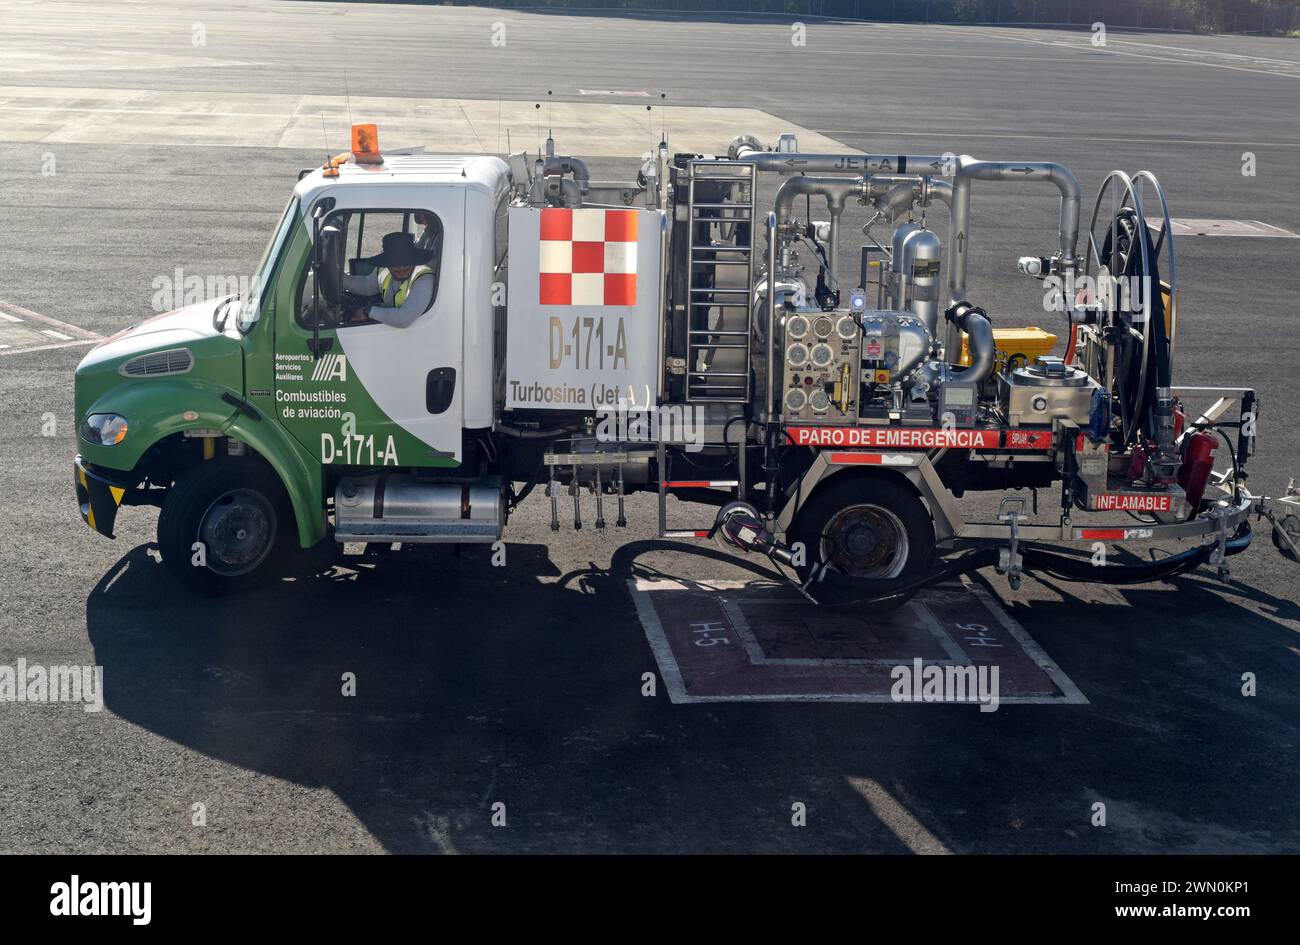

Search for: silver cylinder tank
xmin=888 ymin=221 xmax=921 ymax=311
xmin=333 ymin=474 xmax=504 ymax=543
xmin=901 ymin=228 xmax=943 ymax=340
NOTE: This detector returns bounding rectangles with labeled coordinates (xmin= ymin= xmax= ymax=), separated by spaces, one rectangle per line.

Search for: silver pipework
xmin=730 ymin=138 xmax=953 ymax=177
xmin=765 ymin=212 xmax=778 ymax=423
xmin=948 ymin=156 xmax=1080 ymax=305
xmin=544 ymin=177 xmax=583 ymax=206
xmin=866 ymin=175 xmax=954 ymax=215
xmin=773 ymin=176 xmax=867 ymax=290
xmin=772 ymin=175 xmax=866 ymax=225
xmin=543 ymin=154 xmax=591 ymax=194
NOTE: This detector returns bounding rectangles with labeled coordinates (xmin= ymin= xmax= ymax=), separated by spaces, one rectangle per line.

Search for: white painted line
xmin=0 ymin=87 xmax=852 ymax=157
xmin=627 ymin=578 xmax=693 ymax=704
xmin=0 ymin=300 xmax=102 ymax=340
xmin=847 ymin=777 xmax=952 ymax=855
xmin=0 ymin=344 xmax=10 ymax=350
xmin=0 ymin=338 xmax=98 ymax=357
xmin=1170 ymin=218 xmax=1299 ymax=238
xmin=628 ymin=577 xmax=1089 ymax=705
xmin=1111 ymin=38 xmax=1300 ymax=69
xmin=814 ymin=128 xmax=1300 ymax=149
xmin=720 ymin=597 xmax=966 ymax=666
xmin=975 ymin=27 xmax=1300 ymax=82
xmin=962 ymin=577 xmax=1089 ymax=706
xmin=0 ymin=311 xmax=21 ymax=322
xmin=41 ymin=329 xmax=73 ymax=341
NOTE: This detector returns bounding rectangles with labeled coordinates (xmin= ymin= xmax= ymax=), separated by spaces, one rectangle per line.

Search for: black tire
xmin=157 ymin=457 xmax=292 ymax=595
xmin=787 ymin=474 xmax=935 ymax=609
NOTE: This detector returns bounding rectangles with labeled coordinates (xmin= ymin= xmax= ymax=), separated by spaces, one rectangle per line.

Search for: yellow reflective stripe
xmin=86 ymin=504 xmax=96 ymax=530
xmin=109 ymin=485 xmax=125 ymax=505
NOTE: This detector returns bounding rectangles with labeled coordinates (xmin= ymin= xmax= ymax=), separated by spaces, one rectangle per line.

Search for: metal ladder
xmin=685 ymin=160 xmax=757 ymax=403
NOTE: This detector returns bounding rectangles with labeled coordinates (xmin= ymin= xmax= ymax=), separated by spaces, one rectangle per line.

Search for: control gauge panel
xmin=780 ymin=310 xmax=860 ymax=424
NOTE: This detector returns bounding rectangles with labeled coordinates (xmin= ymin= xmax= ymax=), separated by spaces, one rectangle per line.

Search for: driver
xmin=342 ymin=231 xmax=437 ymax=328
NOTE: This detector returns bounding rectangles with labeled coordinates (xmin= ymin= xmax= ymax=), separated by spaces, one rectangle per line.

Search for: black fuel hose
xmin=804 ymin=523 xmax=1252 ymax=608
xmin=806 ymin=548 xmax=1000 ymax=610
xmin=1018 ymin=522 xmax=1252 ymax=585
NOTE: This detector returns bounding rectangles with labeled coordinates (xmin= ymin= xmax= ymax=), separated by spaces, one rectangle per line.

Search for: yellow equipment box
xmin=960 ymin=326 xmax=1058 ymax=372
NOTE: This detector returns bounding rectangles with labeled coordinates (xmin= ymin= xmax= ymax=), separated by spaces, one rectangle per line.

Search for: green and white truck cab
xmin=75 ymin=151 xmax=512 ymax=591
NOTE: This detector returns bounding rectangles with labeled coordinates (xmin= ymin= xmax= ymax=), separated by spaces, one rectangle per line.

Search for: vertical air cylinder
xmin=901 ymin=227 xmax=943 ymax=340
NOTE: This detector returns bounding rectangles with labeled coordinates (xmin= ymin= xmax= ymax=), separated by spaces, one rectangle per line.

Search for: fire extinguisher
xmin=1177 ymin=430 xmax=1219 ymax=511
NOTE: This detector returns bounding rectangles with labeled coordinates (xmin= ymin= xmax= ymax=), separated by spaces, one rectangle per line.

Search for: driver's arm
xmin=366 ymin=276 xmax=434 ymax=329
xmin=341 ymin=271 xmax=381 ymax=296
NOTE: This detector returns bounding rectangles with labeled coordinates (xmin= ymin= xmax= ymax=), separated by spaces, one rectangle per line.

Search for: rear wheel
xmin=157 ymin=457 xmax=292 ymax=595
xmin=787 ymin=475 xmax=935 ymax=608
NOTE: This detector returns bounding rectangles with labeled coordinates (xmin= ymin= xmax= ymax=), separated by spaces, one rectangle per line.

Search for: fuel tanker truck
xmin=73 ymin=122 xmax=1299 ymax=601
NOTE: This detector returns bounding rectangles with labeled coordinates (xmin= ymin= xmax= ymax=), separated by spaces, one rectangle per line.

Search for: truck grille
xmin=120 ymin=348 xmax=194 ymax=377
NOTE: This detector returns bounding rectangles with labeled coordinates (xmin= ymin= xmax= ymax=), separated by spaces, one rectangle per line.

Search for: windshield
xmin=237 ymin=196 xmax=300 ymax=333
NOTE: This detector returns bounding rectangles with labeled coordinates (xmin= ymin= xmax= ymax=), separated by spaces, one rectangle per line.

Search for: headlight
xmin=80 ymin=413 xmax=129 ymax=446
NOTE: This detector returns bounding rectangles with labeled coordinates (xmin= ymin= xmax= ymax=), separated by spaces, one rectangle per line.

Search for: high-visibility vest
xmin=379 ymin=265 xmax=433 ymax=307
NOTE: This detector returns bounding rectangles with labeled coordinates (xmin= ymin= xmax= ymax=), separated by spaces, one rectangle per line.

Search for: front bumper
xmin=75 ymin=455 xmax=131 ymax=539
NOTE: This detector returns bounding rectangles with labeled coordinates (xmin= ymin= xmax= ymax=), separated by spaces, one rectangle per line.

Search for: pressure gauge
xmin=809 ymin=389 xmax=830 ymax=412
xmin=786 ymin=315 xmax=809 ymax=340
xmin=786 ymin=343 xmax=809 ymax=368
xmin=810 ymin=343 xmax=834 ymax=368
xmin=784 ymin=387 xmax=808 ymax=413
xmin=813 ymin=316 xmax=834 ymax=338
xmin=836 ymin=315 xmax=858 ymax=340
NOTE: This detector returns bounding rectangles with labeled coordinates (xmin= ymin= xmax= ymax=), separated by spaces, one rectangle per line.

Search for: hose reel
xmin=1080 ymin=171 xmax=1178 ymax=449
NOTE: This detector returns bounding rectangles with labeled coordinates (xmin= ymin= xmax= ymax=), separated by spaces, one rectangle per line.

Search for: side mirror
xmin=308 ymin=209 xmax=336 ymax=359
xmin=316 ymin=224 xmax=343 ymax=305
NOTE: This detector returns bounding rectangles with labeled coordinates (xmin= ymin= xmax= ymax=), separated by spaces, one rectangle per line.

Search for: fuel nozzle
xmin=714 ymin=502 xmax=797 ymax=567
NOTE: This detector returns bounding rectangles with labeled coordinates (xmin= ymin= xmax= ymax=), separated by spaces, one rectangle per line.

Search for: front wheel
xmin=157 ymin=457 xmax=291 ymax=595
xmin=787 ymin=475 xmax=935 ymax=609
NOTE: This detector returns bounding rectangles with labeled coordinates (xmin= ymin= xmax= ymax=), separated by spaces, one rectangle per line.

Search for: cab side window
xmin=296 ymin=209 xmax=443 ymax=329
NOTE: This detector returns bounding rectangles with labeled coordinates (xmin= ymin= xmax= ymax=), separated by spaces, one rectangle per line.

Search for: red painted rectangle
xmin=830 ymin=452 xmax=884 ymax=465
xmin=570 ymin=240 xmax=605 ymax=273
xmin=539 ymin=207 xmax=572 ymax=241
xmin=538 ymin=272 xmax=571 ymax=305
xmin=604 ymin=209 xmax=639 ymax=242
xmin=1079 ymin=528 xmax=1127 ymax=540
xmin=1092 ymin=492 xmax=1174 ymax=512
xmin=787 ymin=426 xmax=1000 ymax=450
xmin=603 ymin=273 xmax=637 ymax=306
xmin=1003 ymin=429 xmax=1054 ymax=450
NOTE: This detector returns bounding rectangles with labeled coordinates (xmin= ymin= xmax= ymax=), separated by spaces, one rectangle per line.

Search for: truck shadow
xmin=85 ymin=542 xmax=1300 ymax=853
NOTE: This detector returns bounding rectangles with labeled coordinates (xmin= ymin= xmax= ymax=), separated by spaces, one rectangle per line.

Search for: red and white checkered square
xmin=538 ymin=208 xmax=638 ymax=306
